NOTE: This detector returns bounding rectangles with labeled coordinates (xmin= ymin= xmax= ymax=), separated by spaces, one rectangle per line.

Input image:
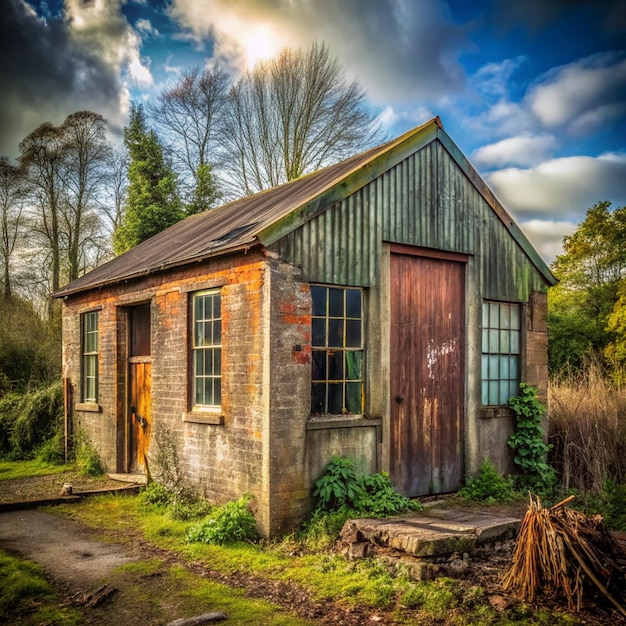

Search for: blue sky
xmin=2 ymin=0 xmax=625 ymax=262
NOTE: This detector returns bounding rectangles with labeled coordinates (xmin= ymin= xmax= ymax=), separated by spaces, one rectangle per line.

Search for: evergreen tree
xmin=114 ymin=103 xmax=182 ymax=254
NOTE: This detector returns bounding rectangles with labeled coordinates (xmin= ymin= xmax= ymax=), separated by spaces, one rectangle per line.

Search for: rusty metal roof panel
xmin=53 ymin=116 xmax=555 ymax=298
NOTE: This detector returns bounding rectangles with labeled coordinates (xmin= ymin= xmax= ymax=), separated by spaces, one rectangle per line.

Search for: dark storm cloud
xmin=0 ymin=0 xmax=126 ymax=159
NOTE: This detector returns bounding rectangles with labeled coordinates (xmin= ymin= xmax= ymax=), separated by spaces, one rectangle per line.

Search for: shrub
xmin=0 ymin=381 xmax=63 ymax=460
xmin=313 ymin=456 xmax=422 ymax=518
xmin=458 ymin=459 xmax=516 ymax=503
xmin=508 ymin=383 xmax=556 ymax=494
xmin=186 ymin=496 xmax=258 ymax=545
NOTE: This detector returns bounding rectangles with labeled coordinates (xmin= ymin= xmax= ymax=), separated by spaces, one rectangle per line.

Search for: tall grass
xmin=549 ymin=361 xmax=626 ymax=493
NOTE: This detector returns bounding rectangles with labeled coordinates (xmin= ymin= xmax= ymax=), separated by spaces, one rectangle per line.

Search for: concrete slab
xmin=341 ymin=509 xmax=521 ymax=558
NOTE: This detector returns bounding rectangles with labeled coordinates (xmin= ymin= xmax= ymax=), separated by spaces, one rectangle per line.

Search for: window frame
xmin=481 ymin=300 xmax=522 ymax=407
xmin=310 ymin=284 xmax=364 ymax=416
xmin=191 ymin=289 xmax=222 ymax=409
xmin=81 ymin=310 xmax=99 ymax=403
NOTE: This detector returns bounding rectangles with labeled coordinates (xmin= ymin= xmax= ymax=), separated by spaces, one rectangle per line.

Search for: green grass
xmin=48 ymin=493 xmax=587 ymax=624
xmin=0 ymin=458 xmax=73 ymax=480
xmin=0 ymin=550 xmax=81 ymax=625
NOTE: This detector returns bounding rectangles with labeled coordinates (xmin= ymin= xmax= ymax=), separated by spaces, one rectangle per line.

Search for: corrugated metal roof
xmin=53 ymin=117 xmax=555 ymax=298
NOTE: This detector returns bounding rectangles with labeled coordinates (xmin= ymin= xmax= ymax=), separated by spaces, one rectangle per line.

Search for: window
xmin=192 ymin=290 xmax=222 ymax=407
xmin=311 ymin=285 xmax=363 ymax=415
xmin=81 ymin=311 xmax=98 ymax=402
xmin=481 ymin=301 xmax=521 ymax=405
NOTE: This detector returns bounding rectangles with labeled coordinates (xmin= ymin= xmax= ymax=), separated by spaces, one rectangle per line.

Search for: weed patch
xmin=458 ymin=459 xmax=516 ymax=503
xmin=187 ymin=496 xmax=258 ymax=545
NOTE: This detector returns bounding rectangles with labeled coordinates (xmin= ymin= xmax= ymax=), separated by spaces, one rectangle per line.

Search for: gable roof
xmin=53 ymin=117 xmax=555 ymax=298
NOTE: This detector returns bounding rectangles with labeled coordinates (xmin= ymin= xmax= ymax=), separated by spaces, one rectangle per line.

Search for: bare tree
xmin=19 ymin=122 xmax=65 ymax=318
xmin=150 ymin=66 xmax=228 ymax=213
xmin=223 ymin=42 xmax=383 ymax=196
xmin=0 ymin=157 xmax=26 ymax=299
xmin=58 ymin=111 xmax=112 ymax=281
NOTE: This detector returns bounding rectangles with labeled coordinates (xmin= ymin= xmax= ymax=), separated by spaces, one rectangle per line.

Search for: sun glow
xmin=244 ymin=24 xmax=281 ymax=67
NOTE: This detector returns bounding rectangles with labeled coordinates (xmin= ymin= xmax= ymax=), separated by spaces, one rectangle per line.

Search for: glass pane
xmin=204 ymin=378 xmax=212 ymax=405
xmin=346 ymin=382 xmax=362 ymax=414
xmin=213 ymin=378 xmax=221 ymax=405
xmin=510 ymin=356 xmax=519 ymax=379
xmin=482 ymin=302 xmax=489 ymax=327
xmin=328 ymin=383 xmax=343 ymax=414
xmin=489 ymin=329 xmax=499 ymax=352
xmin=481 ymin=381 xmax=489 ymax=405
xmin=346 ymin=289 xmax=361 ymax=318
xmin=481 ymin=355 xmax=489 ymax=380
xmin=499 ymin=356 xmax=509 ymax=379
xmin=311 ymin=383 xmax=326 ymax=414
xmin=328 ymin=350 xmax=344 ymax=380
xmin=205 ymin=349 xmax=213 ymax=376
xmin=195 ymin=351 xmax=204 ymax=376
xmin=312 ymin=318 xmax=326 ymax=347
xmin=500 ymin=330 xmax=510 ymax=353
xmin=345 ymin=319 xmax=361 ymax=347
xmin=328 ymin=319 xmax=344 ymax=348
xmin=213 ymin=349 xmax=221 ymax=376
xmin=482 ymin=329 xmax=489 ymax=353
xmin=195 ymin=295 xmax=203 ymax=322
xmin=213 ymin=294 xmax=221 ymax=319
xmin=311 ymin=285 xmax=327 ymax=316
xmin=488 ymin=381 xmax=499 ymax=405
xmin=500 ymin=304 xmax=510 ymax=329
xmin=213 ymin=319 xmax=221 ymax=344
xmin=345 ymin=351 xmax=363 ymax=380
xmin=195 ymin=380 xmax=203 ymax=405
xmin=510 ymin=305 xmax=520 ymax=329
xmin=489 ymin=303 xmax=499 ymax=328
xmin=510 ymin=330 xmax=520 ymax=354
xmin=312 ymin=351 xmax=326 ymax=380
xmin=328 ymin=288 xmax=343 ymax=317
xmin=204 ymin=296 xmax=212 ymax=320
xmin=489 ymin=355 xmax=499 ymax=379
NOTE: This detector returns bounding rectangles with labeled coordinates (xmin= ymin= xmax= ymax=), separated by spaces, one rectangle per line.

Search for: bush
xmin=0 ymin=381 xmax=63 ymax=460
xmin=313 ymin=456 xmax=422 ymax=518
xmin=186 ymin=496 xmax=258 ymax=545
xmin=457 ymin=459 xmax=516 ymax=503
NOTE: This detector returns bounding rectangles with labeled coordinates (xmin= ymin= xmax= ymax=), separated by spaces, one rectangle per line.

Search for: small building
xmin=54 ymin=118 xmax=555 ymax=536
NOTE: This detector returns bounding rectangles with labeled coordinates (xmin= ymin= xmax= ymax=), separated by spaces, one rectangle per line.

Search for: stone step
xmin=341 ymin=509 xmax=521 ymax=559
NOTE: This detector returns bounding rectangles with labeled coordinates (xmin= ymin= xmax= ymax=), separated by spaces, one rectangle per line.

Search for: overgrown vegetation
xmin=0 ymin=380 xmax=63 ymax=460
xmin=508 ymin=383 xmax=557 ymax=495
xmin=186 ymin=496 xmax=258 ymax=545
xmin=312 ymin=456 xmax=423 ymax=518
xmin=457 ymin=459 xmax=516 ymax=504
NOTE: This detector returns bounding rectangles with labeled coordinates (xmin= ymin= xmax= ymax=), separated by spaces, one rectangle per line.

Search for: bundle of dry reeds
xmin=502 ymin=494 xmax=626 ymax=617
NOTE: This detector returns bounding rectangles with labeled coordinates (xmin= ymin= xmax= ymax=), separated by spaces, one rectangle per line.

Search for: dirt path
xmin=0 ymin=510 xmax=137 ymax=591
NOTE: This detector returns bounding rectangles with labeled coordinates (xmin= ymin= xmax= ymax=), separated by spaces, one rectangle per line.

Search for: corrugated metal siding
xmin=275 ymin=139 xmax=547 ymax=299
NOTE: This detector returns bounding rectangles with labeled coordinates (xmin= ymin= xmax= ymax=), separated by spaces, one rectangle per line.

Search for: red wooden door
xmin=389 ymin=250 xmax=465 ymax=496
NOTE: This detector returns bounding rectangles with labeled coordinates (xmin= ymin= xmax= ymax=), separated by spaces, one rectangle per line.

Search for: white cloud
xmin=526 ymin=52 xmax=626 ymax=135
xmin=135 ymin=18 xmax=159 ymax=38
xmin=472 ymin=134 xmax=556 ymax=168
xmin=474 ymin=56 xmax=526 ymax=97
xmin=518 ymin=218 xmax=577 ymax=263
xmin=167 ymin=0 xmax=472 ymax=103
xmin=486 ymin=153 xmax=626 ymax=221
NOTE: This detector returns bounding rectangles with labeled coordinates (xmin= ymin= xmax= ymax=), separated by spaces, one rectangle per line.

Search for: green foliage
xmin=313 ymin=456 xmax=422 ymax=518
xmin=549 ymin=201 xmax=626 ymax=375
xmin=75 ymin=431 xmax=103 ymax=476
xmin=36 ymin=429 xmax=66 ymax=464
xmin=187 ymin=163 xmax=222 ymax=215
xmin=0 ymin=381 xmax=63 ymax=459
xmin=140 ymin=480 xmax=212 ymax=520
xmin=605 ymin=279 xmax=626 ymax=374
xmin=114 ymin=103 xmax=183 ymax=254
xmin=458 ymin=459 xmax=516 ymax=503
xmin=186 ymin=496 xmax=258 ymax=545
xmin=508 ymin=384 xmax=556 ymax=494
xmin=0 ymin=296 xmax=60 ymax=391
xmin=575 ymin=480 xmax=626 ymax=531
